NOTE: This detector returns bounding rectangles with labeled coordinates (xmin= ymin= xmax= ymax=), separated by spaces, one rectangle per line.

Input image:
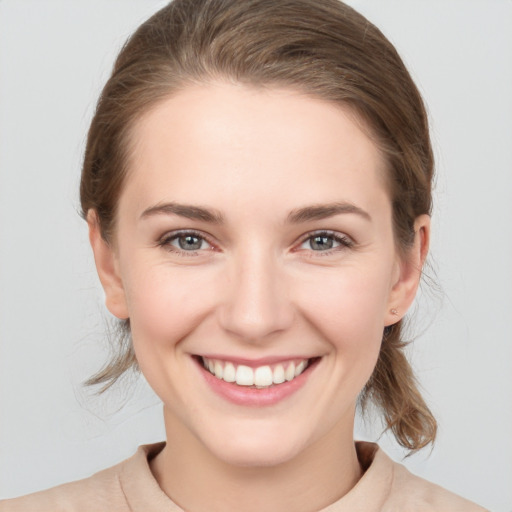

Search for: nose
xmin=218 ymin=246 xmax=294 ymax=342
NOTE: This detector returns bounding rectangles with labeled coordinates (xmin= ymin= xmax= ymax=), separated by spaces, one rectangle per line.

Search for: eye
xmin=158 ymin=230 xmax=213 ymax=254
xmin=298 ymin=231 xmax=353 ymax=252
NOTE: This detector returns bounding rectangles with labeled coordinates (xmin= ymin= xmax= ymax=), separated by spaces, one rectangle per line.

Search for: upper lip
xmin=195 ymin=354 xmax=319 ymax=367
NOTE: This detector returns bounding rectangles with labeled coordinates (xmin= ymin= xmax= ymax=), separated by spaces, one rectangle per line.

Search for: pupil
xmin=311 ymin=235 xmax=333 ymax=250
xmin=179 ymin=235 xmax=202 ymax=250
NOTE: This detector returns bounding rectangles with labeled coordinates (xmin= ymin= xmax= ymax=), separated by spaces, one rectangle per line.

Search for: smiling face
xmin=89 ymin=82 xmax=427 ymax=468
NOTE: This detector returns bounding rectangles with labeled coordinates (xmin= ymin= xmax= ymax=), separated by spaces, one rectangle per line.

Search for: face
xmin=91 ymin=82 xmax=425 ymax=467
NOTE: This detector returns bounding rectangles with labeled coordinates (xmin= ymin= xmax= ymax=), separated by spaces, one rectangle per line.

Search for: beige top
xmin=0 ymin=442 xmax=488 ymax=512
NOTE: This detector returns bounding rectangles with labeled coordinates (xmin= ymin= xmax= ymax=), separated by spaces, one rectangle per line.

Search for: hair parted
xmin=81 ymin=0 xmax=436 ymax=451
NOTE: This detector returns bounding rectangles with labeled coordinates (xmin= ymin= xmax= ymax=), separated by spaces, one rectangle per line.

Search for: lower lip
xmin=195 ymin=357 xmax=319 ymax=407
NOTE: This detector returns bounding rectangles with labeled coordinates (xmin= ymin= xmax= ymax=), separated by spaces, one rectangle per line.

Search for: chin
xmin=209 ymin=441 xmax=303 ymax=469
xmin=200 ymin=421 xmax=308 ymax=468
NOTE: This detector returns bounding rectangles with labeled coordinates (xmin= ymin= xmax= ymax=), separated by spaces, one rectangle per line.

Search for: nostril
xmin=218 ymin=295 xmax=295 ymax=342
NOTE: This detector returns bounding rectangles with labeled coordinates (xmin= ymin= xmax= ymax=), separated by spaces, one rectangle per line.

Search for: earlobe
xmin=385 ymin=214 xmax=430 ymax=326
xmin=87 ymin=210 xmax=129 ymax=320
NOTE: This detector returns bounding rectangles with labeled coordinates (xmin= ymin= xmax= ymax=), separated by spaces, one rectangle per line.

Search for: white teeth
xmin=236 ymin=365 xmax=254 ymax=386
xmin=214 ymin=360 xmax=223 ymax=379
xmin=295 ymin=360 xmax=306 ymax=377
xmin=202 ymin=357 xmax=311 ymax=387
xmin=285 ymin=362 xmax=296 ymax=381
xmin=273 ymin=364 xmax=285 ymax=384
xmin=254 ymin=366 xmax=273 ymax=387
xmin=223 ymin=362 xmax=236 ymax=382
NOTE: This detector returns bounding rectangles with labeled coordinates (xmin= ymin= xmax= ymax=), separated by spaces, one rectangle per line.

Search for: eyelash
xmin=157 ymin=229 xmax=354 ymax=257
xmin=295 ymin=230 xmax=354 ymax=255
xmin=157 ymin=230 xmax=216 ymax=256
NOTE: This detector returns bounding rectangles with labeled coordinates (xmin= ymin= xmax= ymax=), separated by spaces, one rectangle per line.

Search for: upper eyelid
xmin=296 ymin=229 xmax=353 ymax=244
xmin=160 ymin=228 xmax=212 ymax=240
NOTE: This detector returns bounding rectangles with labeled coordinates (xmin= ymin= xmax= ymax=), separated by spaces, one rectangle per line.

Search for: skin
xmin=89 ymin=82 xmax=429 ymax=512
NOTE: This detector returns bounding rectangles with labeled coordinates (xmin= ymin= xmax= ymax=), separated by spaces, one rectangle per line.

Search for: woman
xmin=0 ymin=0 xmax=491 ymax=510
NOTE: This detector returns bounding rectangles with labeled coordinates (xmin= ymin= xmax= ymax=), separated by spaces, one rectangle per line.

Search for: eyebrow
xmin=287 ymin=202 xmax=372 ymax=223
xmin=140 ymin=202 xmax=224 ymax=223
xmin=139 ymin=201 xmax=371 ymax=224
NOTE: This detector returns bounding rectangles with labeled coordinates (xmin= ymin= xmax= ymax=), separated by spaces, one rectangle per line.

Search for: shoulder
xmin=366 ymin=444 xmax=489 ymax=512
xmin=0 ymin=464 xmax=125 ymax=512
xmin=0 ymin=443 xmax=167 ymax=512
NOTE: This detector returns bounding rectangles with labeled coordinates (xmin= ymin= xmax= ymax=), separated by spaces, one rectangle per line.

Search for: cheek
xmin=293 ymin=264 xmax=390 ymax=360
xmin=124 ymin=264 xmax=218 ymax=355
xmin=122 ymin=264 xmax=223 ymax=408
xmin=300 ymin=262 xmax=391 ymax=316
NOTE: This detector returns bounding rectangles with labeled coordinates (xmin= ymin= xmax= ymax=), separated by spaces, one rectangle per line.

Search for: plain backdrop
xmin=0 ymin=1 xmax=511 ymax=510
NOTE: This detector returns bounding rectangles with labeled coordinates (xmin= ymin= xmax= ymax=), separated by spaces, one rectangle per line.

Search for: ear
xmin=385 ymin=214 xmax=430 ymax=326
xmin=87 ymin=210 xmax=129 ymax=320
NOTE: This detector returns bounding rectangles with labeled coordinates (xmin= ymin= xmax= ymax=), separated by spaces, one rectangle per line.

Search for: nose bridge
xmin=219 ymin=242 xmax=293 ymax=341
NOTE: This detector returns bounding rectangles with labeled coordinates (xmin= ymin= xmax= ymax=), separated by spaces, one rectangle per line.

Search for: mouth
xmin=195 ymin=355 xmax=320 ymax=389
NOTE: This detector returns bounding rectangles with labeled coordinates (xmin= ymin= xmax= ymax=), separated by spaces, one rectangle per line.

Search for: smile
xmin=201 ymin=357 xmax=311 ymax=388
xmin=195 ymin=355 xmax=321 ymax=406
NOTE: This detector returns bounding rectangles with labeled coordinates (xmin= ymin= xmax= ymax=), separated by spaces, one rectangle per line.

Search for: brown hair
xmin=81 ymin=0 xmax=436 ymax=451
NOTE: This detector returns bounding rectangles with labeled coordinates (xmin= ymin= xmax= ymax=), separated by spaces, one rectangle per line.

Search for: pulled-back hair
xmin=81 ymin=0 xmax=436 ymax=451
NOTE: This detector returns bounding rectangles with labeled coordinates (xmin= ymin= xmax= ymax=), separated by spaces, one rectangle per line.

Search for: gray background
xmin=0 ymin=1 xmax=511 ymax=510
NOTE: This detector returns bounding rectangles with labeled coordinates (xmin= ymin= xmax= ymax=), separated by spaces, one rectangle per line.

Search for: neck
xmin=150 ymin=407 xmax=362 ymax=512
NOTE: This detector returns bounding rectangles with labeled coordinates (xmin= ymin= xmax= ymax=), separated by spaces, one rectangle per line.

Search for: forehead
xmin=121 ymin=82 xmax=389 ymax=219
